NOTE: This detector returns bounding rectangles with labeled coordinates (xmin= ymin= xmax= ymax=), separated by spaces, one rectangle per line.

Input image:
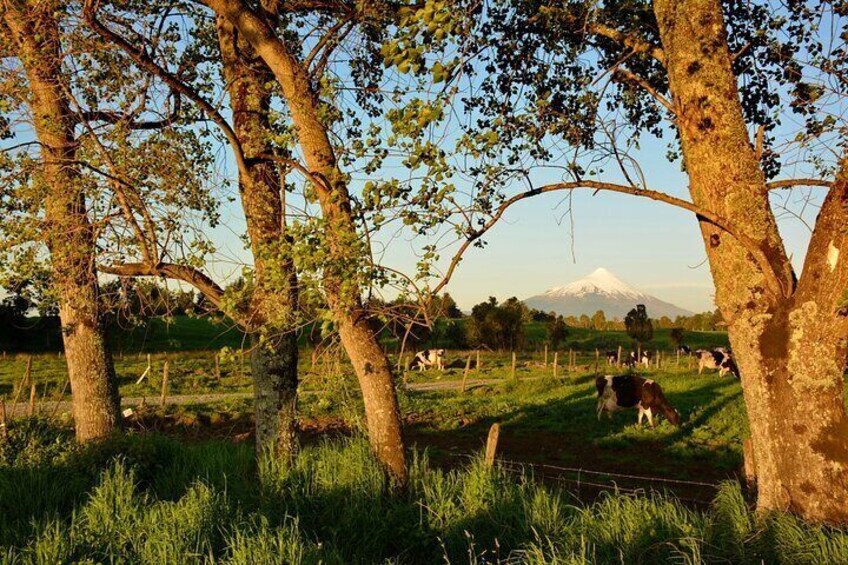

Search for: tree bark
xmin=206 ymin=0 xmax=407 ymax=483
xmin=654 ymin=0 xmax=848 ymax=522
xmin=3 ymin=2 xmax=121 ymax=441
xmin=216 ymin=16 xmax=300 ymax=459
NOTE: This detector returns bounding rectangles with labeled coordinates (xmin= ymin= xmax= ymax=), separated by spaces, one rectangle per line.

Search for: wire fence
xmin=443 ymin=451 xmax=722 ymax=506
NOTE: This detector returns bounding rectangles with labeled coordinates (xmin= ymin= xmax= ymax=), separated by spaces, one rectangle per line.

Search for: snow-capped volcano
xmin=524 ymin=268 xmax=693 ymax=319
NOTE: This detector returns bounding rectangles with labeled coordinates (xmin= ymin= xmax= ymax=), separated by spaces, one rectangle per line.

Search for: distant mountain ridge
xmin=523 ymin=268 xmax=693 ymax=319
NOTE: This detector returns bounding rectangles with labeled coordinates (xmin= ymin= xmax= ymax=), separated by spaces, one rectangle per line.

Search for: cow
xmin=695 ymin=348 xmax=739 ymax=378
xmin=409 ymin=349 xmax=445 ymax=371
xmin=640 ymin=351 xmax=653 ymax=368
xmin=595 ymin=374 xmax=681 ymax=428
xmin=677 ymin=344 xmax=692 ymax=355
xmin=605 ymin=350 xmax=619 ymax=365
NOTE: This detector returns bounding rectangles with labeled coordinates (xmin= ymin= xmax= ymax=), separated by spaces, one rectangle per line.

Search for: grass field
xmin=7 ymin=317 xmax=846 ymax=563
xmin=2 ymin=423 xmax=848 ymax=563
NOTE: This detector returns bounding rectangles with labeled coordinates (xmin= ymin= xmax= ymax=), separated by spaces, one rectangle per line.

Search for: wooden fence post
xmin=461 ymin=355 xmax=471 ymax=393
xmin=544 ymin=345 xmax=548 ymax=367
xmin=0 ymin=399 xmax=6 ymax=439
xmin=617 ymin=345 xmax=622 ymax=367
xmin=27 ymin=382 xmax=36 ymax=416
xmin=476 ymin=350 xmax=481 ymax=372
xmin=568 ymin=348 xmax=573 ymax=372
xmin=511 ymin=352 xmax=516 ymax=380
xmin=485 ymin=423 xmax=501 ymax=467
xmin=160 ymin=360 xmax=169 ymax=407
xmin=24 ymin=356 xmax=32 ymax=388
xmin=595 ymin=349 xmax=599 ymax=374
xmin=677 ymin=349 xmax=680 ymax=367
xmin=553 ymin=352 xmax=558 ymax=379
xmin=214 ymin=353 xmax=221 ymax=381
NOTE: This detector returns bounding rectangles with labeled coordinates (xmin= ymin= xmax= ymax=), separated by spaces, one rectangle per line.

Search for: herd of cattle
xmin=408 ymin=345 xmax=743 ymax=429
xmin=604 ymin=346 xmax=739 ymax=378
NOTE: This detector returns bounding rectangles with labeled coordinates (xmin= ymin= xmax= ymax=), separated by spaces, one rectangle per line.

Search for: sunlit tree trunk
xmin=655 ymin=0 xmax=848 ymax=522
xmin=216 ymin=16 xmax=299 ymax=459
xmin=207 ymin=0 xmax=407 ymax=483
xmin=3 ymin=2 xmax=121 ymax=441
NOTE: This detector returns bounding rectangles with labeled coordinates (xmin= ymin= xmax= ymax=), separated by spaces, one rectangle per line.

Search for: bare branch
xmin=432 ymin=180 xmax=787 ymax=298
xmin=99 ymin=261 xmax=250 ymax=326
xmin=766 ymin=178 xmax=833 ymax=190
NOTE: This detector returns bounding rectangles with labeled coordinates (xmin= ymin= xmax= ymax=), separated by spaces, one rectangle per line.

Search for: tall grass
xmin=1 ymin=421 xmax=847 ymax=563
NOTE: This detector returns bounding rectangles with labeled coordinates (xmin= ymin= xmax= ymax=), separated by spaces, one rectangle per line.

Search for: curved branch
xmin=99 ymin=261 xmax=249 ymax=327
xmin=432 ymin=180 xmax=787 ymax=298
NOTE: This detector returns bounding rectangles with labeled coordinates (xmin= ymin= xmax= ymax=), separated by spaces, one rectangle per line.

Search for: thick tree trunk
xmin=655 ymin=0 xmax=848 ymax=522
xmin=3 ymin=2 xmax=121 ymax=441
xmin=217 ymin=17 xmax=300 ymax=459
xmin=208 ymin=0 xmax=408 ymax=483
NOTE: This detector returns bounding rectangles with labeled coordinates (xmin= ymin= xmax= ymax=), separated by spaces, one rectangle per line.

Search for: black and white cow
xmin=606 ymin=350 xmax=619 ymax=365
xmin=409 ymin=349 xmax=445 ymax=371
xmin=677 ymin=344 xmax=692 ymax=355
xmin=595 ymin=374 xmax=681 ymax=427
xmin=640 ymin=351 xmax=653 ymax=368
xmin=695 ymin=348 xmax=739 ymax=378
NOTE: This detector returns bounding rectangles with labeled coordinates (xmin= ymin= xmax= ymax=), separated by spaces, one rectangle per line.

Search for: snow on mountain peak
xmin=543 ymin=268 xmax=645 ymax=299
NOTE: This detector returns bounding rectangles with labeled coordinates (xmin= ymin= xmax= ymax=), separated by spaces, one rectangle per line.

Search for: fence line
xmin=441 ymin=451 xmax=719 ymax=504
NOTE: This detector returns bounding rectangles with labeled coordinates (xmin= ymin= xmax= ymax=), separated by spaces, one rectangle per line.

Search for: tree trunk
xmin=208 ymin=0 xmax=408 ymax=483
xmin=3 ymin=2 xmax=121 ymax=441
xmin=217 ymin=16 xmax=300 ymax=459
xmin=655 ymin=0 xmax=848 ymax=522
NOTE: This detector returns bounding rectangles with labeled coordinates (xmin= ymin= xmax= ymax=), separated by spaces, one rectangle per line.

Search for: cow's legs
xmin=646 ymin=408 xmax=654 ymax=428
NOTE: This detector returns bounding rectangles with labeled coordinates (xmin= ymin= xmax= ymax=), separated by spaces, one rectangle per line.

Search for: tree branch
xmin=99 ymin=261 xmax=250 ymax=326
xmin=589 ymin=22 xmax=666 ymax=66
xmin=83 ymin=1 xmax=251 ymax=179
xmin=612 ymin=67 xmax=675 ymax=114
xmin=432 ymin=180 xmax=787 ymax=298
xmin=766 ymin=179 xmax=833 ymax=190
xmin=78 ymin=91 xmax=182 ymax=130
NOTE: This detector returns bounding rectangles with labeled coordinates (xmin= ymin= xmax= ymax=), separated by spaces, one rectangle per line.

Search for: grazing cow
xmin=695 ymin=348 xmax=739 ymax=378
xmin=617 ymin=351 xmax=636 ymax=368
xmin=640 ymin=351 xmax=653 ymax=368
xmin=677 ymin=345 xmax=692 ymax=355
xmin=595 ymin=374 xmax=681 ymax=427
xmin=409 ymin=349 xmax=445 ymax=371
xmin=605 ymin=350 xmax=619 ymax=365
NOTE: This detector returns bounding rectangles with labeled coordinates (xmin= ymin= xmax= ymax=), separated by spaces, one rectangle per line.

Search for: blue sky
xmin=204 ymin=127 xmax=824 ymax=314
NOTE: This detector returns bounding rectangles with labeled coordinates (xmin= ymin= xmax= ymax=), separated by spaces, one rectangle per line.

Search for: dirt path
xmin=3 ymin=376 xmax=511 ymax=418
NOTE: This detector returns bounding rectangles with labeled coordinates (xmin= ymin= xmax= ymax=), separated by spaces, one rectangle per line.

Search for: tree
xmin=625 ymin=305 xmax=653 ymax=344
xmin=466 ymin=297 xmax=527 ymax=351
xmin=0 ymin=2 xmax=121 ymax=440
xmin=547 ymin=316 xmax=568 ymax=349
xmin=165 ymin=0 xmax=468 ymax=483
xmin=435 ymin=0 xmax=848 ymax=521
xmin=83 ymin=1 xmax=308 ymax=459
xmin=670 ymin=328 xmax=685 ymax=348
xmin=591 ymin=310 xmax=607 ymax=331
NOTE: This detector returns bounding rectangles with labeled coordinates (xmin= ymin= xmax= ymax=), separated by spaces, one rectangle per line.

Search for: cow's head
xmin=435 ymin=349 xmax=445 ymax=357
xmin=665 ymin=407 xmax=681 ymax=427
